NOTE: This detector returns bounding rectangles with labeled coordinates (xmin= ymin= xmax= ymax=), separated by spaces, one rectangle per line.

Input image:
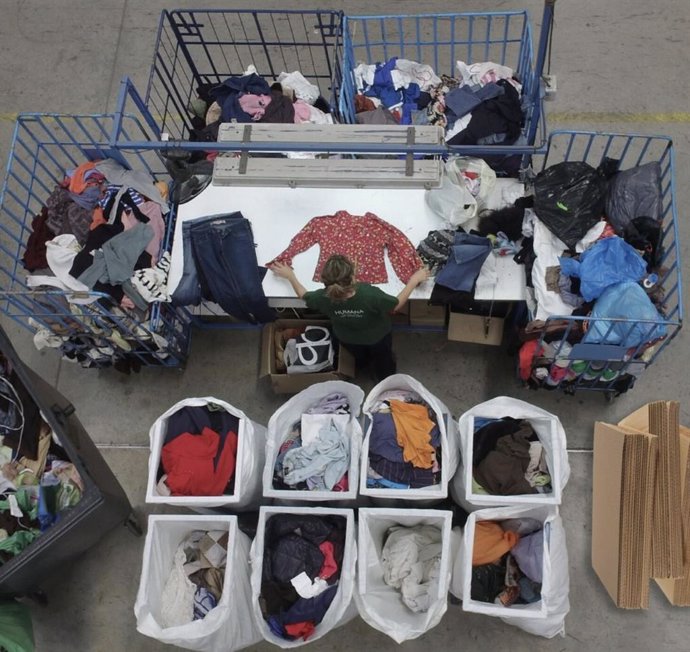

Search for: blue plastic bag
xmin=583 ymin=281 xmax=666 ymax=347
xmin=559 ymin=236 xmax=647 ymax=301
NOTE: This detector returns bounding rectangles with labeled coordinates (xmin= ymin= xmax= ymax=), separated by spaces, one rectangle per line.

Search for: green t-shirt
xmin=303 ymin=283 xmax=398 ymax=345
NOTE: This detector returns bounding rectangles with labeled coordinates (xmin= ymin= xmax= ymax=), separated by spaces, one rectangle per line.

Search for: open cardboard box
xmin=447 ymin=311 xmax=504 ymax=345
xmin=260 ymin=318 xmax=355 ymax=394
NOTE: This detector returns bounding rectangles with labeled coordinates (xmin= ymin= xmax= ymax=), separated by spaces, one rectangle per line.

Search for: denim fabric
xmin=435 ymin=233 xmax=492 ymax=293
xmin=171 ymin=212 xmax=274 ymax=323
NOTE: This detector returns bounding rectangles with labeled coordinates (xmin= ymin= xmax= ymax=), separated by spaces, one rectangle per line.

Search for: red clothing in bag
xmin=267 ymin=210 xmax=422 ymax=284
xmin=161 ymin=427 xmax=238 ymax=496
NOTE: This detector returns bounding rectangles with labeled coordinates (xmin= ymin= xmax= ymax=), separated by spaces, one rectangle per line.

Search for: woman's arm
xmin=269 ymin=262 xmax=308 ymax=299
xmin=395 ymin=266 xmax=432 ymax=311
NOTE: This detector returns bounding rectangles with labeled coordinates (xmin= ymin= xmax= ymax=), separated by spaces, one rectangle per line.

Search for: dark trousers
xmin=341 ymin=331 xmax=396 ymax=381
xmin=171 ymin=212 xmax=274 ymax=323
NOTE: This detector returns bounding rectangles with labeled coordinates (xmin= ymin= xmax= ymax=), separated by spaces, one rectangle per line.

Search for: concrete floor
xmin=0 ymin=0 xmax=689 ymax=650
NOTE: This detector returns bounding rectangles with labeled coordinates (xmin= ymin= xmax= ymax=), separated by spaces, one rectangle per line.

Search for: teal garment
xmin=0 ymin=529 xmax=40 ymax=556
xmin=0 ymin=600 xmax=35 ymax=652
xmin=303 ymin=283 xmax=397 ymax=345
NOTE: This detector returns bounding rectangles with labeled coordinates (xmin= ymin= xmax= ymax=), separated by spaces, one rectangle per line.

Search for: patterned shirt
xmin=268 ymin=210 xmax=422 ymax=284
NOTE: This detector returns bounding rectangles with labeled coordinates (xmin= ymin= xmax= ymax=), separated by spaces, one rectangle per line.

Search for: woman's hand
xmin=411 ymin=266 xmax=432 ymax=286
xmin=269 ymin=261 xmax=296 ymax=280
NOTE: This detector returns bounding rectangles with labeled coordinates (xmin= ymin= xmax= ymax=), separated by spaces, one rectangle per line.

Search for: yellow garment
xmin=155 ymin=180 xmax=169 ymax=201
xmin=472 ymin=521 xmax=520 ymax=566
xmin=389 ymin=400 xmax=436 ymax=469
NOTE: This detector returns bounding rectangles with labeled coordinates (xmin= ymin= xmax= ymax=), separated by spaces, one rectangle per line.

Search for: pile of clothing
xmin=273 ymin=393 xmax=350 ymax=492
xmin=1 ymin=360 xmax=83 ymax=564
xmin=471 ymin=519 xmax=544 ymax=607
xmin=472 ymin=418 xmax=551 ymax=496
xmin=157 ymin=404 xmax=240 ymax=497
xmin=22 ymin=158 xmax=173 ymax=369
xmin=187 ymin=66 xmax=333 ymax=150
xmin=352 ymin=58 xmax=525 ymax=151
xmin=381 ymin=524 xmax=443 ymax=613
xmin=366 ymin=389 xmax=442 ymax=490
xmin=160 ymin=529 xmax=228 ymax=626
xmin=260 ymin=514 xmax=346 ymax=641
xmin=515 ymin=159 xmax=668 ymax=391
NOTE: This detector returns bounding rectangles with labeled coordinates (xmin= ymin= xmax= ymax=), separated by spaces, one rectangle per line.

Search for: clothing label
xmin=8 ymin=494 xmax=23 ymax=518
xmin=290 ymin=572 xmax=330 ymax=599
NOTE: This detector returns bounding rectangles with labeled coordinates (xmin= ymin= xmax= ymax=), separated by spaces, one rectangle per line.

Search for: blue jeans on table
xmin=171 ymin=212 xmax=274 ymax=323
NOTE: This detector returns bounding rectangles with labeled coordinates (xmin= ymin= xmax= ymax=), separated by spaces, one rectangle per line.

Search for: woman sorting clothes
xmin=270 ymin=255 xmax=430 ymax=381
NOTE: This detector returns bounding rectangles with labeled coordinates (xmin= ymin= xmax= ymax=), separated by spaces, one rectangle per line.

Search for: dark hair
xmin=321 ymin=255 xmax=355 ymax=302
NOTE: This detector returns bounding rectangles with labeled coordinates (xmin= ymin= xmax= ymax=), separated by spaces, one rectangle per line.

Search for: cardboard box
xmin=447 ymin=311 xmax=504 ymax=345
xmin=409 ymin=300 xmax=447 ymax=327
xmin=259 ymin=319 xmax=355 ymax=394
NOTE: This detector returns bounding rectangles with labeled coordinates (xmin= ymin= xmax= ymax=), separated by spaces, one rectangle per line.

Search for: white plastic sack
xmin=425 ymin=157 xmax=497 ymax=228
xmin=449 ymin=505 xmax=570 ymax=638
xmin=146 ymin=397 xmax=266 ymax=509
xmin=250 ymin=506 xmax=357 ymax=648
xmin=134 ymin=515 xmax=261 ymax=652
xmin=451 ymin=396 xmax=570 ymax=510
xmin=360 ymin=374 xmax=460 ymax=502
xmin=355 ymin=508 xmax=453 ymax=643
xmin=263 ymin=381 xmax=364 ymax=502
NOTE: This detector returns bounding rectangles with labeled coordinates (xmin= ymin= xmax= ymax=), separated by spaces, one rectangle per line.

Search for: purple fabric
xmin=512 ymin=531 xmax=544 ymax=583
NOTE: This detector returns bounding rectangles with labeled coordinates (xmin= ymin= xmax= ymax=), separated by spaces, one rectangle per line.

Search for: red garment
xmin=318 ymin=541 xmax=338 ymax=580
xmin=267 ymin=210 xmax=422 ymax=284
xmin=284 ymin=621 xmax=316 ymax=640
xmin=161 ymin=427 xmax=238 ymax=496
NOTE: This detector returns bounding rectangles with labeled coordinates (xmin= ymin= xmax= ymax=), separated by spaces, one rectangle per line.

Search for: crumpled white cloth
xmin=456 ymin=60 xmax=522 ymax=93
xmin=161 ymin=547 xmax=196 ymax=628
xmin=277 ymin=70 xmax=320 ymax=104
xmin=290 ymin=572 xmax=330 ymax=599
xmin=381 ymin=525 xmax=443 ymax=613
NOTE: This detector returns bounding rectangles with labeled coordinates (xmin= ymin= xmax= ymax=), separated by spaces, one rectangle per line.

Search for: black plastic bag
xmin=533 ymin=161 xmax=608 ymax=248
xmin=605 ymin=161 xmax=662 ymax=234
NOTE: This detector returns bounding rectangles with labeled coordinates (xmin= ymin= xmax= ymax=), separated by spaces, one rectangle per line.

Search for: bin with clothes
xmin=354 ymin=508 xmax=453 ymax=643
xmin=516 ymin=132 xmax=682 ymax=395
xmin=451 ymin=397 xmax=570 ymax=510
xmin=337 ymin=11 xmax=543 ymax=169
xmin=264 ymin=381 xmax=364 ymax=503
xmin=134 ymin=514 xmax=260 ymax=652
xmin=146 ymin=397 xmax=265 ymax=510
xmin=360 ymin=374 xmax=459 ymax=503
xmin=250 ymin=506 xmax=356 ymax=647
xmin=450 ymin=505 xmax=570 ymax=638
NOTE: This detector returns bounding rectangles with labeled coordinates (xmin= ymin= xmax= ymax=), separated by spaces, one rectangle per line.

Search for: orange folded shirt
xmin=389 ymin=400 xmax=436 ymax=469
xmin=472 ymin=521 xmax=520 ymax=566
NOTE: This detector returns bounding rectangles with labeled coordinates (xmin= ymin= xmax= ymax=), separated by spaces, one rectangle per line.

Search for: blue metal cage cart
xmin=336 ymin=10 xmax=547 ymax=159
xmin=524 ymin=130 xmax=683 ymax=398
xmin=0 ymin=109 xmax=192 ymax=369
xmin=146 ymin=9 xmax=345 ymax=140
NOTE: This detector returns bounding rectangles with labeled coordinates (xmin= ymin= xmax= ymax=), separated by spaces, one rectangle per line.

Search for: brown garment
xmin=22 ymin=208 xmax=56 ymax=272
xmin=354 ymin=94 xmax=376 ymax=113
xmin=473 ymin=424 xmax=538 ymax=496
xmin=545 ymin=265 xmax=561 ymax=293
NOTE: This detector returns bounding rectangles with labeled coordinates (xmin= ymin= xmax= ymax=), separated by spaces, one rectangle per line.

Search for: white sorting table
xmin=169 ymin=179 xmax=527 ymax=308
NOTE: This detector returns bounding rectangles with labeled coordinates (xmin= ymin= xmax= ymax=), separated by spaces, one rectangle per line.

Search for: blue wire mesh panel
xmin=337 ymin=11 xmax=544 ymax=155
xmin=526 ymin=131 xmax=683 ymax=396
xmin=0 ymin=113 xmax=191 ymax=368
xmin=146 ymin=9 xmax=344 ymax=141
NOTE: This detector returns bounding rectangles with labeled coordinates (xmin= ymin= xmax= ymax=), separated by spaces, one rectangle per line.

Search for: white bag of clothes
xmin=425 ymin=156 xmax=497 ymax=229
xmin=451 ymin=396 xmax=570 ymax=510
xmin=134 ymin=514 xmax=261 ymax=652
xmin=146 ymin=397 xmax=266 ymax=509
xmin=250 ymin=506 xmax=357 ymax=648
xmin=354 ymin=508 xmax=453 ymax=643
xmin=450 ymin=505 xmax=570 ymax=638
xmin=263 ymin=381 xmax=364 ymax=502
xmin=360 ymin=374 xmax=460 ymax=502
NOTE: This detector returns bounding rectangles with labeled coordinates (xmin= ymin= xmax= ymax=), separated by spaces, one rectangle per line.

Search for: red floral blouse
xmin=267 ymin=210 xmax=422 ymax=283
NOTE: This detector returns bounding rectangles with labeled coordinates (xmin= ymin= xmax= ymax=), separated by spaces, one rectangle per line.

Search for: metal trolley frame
xmin=0 ymin=102 xmax=192 ymax=369
xmin=526 ymin=130 xmax=683 ymax=398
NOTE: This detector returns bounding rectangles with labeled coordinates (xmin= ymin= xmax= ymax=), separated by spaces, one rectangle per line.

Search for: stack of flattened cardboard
xmin=593 ymin=401 xmax=689 ymax=608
